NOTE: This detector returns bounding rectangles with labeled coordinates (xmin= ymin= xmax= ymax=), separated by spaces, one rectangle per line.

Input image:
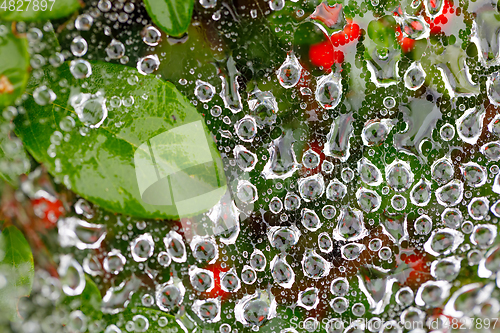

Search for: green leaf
xmin=367 ymin=15 xmax=397 ymax=48
xmin=15 ymin=61 xmax=227 ymax=219
xmin=0 ymin=21 xmax=29 ymax=108
xmin=0 ymin=225 xmax=34 ymax=321
xmin=0 ymin=22 xmax=31 ymax=185
xmin=104 ymin=306 xmax=183 ymax=333
xmin=0 ymin=0 xmax=80 ymax=22
xmin=143 ymin=0 xmax=194 ymax=37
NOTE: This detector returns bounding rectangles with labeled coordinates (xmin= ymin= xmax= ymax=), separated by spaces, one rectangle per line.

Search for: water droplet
xmin=423 ymin=228 xmax=464 ymax=256
xmin=468 ymin=197 xmax=490 ymax=220
xmin=69 ymin=92 xmax=108 ymax=128
xmin=137 ymin=55 xmax=160 ymax=75
xmin=220 ymin=269 xmax=241 ymax=292
xmin=431 ymin=157 xmax=454 ymax=184
xmin=235 ymin=116 xmax=257 ymax=142
xmin=362 ymin=119 xmax=392 ymax=146
xmin=356 ymin=188 xmax=381 ymax=213
xmin=460 ymin=162 xmax=487 ymax=187
xmin=315 ymin=72 xmax=342 ymax=109
xmin=302 ymin=249 xmax=330 ymax=279
xmin=385 ymin=160 xmax=414 ymax=192
xmin=404 ymin=62 xmax=426 ymax=90
xmin=164 ymin=231 xmax=187 ymax=263
xmin=98 ymin=0 xmax=112 ymax=12
xmin=236 ymin=180 xmax=258 ymax=203
xmin=440 ymin=123 xmax=455 ymax=141
xmin=103 ymin=249 xmax=126 ymax=274
xmin=198 ymin=0 xmax=217 ymax=9
xmin=414 ymin=215 xmax=432 ymax=235
xmin=189 ymin=267 xmax=214 ymax=292
xmin=302 ymin=149 xmax=320 ymax=168
xmin=268 ymin=226 xmax=300 ymax=251
xmin=436 ymin=180 xmax=464 ymax=207
xmin=277 ymin=53 xmax=302 ymax=89
xmin=342 ymin=242 xmax=366 ymax=260
xmin=391 ymin=195 xmax=407 ymax=211
xmin=298 ymin=174 xmax=325 ymax=202
xmin=69 ymin=59 xmax=92 ymax=79
xmin=250 ymin=249 xmax=266 ymax=271
xmin=456 ymin=107 xmax=485 ymax=145
xmin=75 ymin=14 xmax=93 ymax=31
xmin=441 ymin=208 xmax=463 ymax=229
xmin=33 ymin=85 xmax=56 ymax=106
xmin=318 ymin=232 xmax=333 ymax=253
xmin=142 ymin=25 xmax=162 ymax=46
xmin=431 ymin=256 xmax=461 ymax=281
xmin=333 ymin=206 xmax=367 ymax=241
xmin=415 ymin=280 xmax=451 ymax=307
xmin=58 ymin=255 xmax=86 ymax=296
xmin=326 ymin=179 xmax=347 ymax=201
xmin=480 ymin=141 xmax=500 ymax=161
xmin=409 ymin=178 xmax=432 ymax=206
xmin=262 ymin=130 xmax=298 ymax=179
xmin=235 ymin=291 xmax=276 ymax=327
xmin=106 ymin=39 xmax=125 ymax=59
xmin=71 ymin=36 xmax=88 ymax=57
xmin=193 ymin=298 xmax=221 ymax=323
xmin=195 ymin=80 xmax=216 ymax=102
xmin=191 ymin=237 xmax=218 ymax=263
xmin=358 ymin=158 xmax=382 ymax=186
xmin=233 ymin=145 xmax=257 ymax=171
xmin=423 ymin=0 xmax=444 ymax=18
xmin=241 ymin=266 xmax=257 ymax=284
xmin=58 ymin=217 xmax=106 ymax=250
xmin=301 ymin=208 xmax=322 ymax=231
xmin=156 ymin=280 xmax=185 ymax=311
xmin=297 ymin=287 xmax=319 ymax=310
xmin=130 ymin=233 xmax=154 ymax=262
xmin=269 ymin=0 xmax=285 ymax=11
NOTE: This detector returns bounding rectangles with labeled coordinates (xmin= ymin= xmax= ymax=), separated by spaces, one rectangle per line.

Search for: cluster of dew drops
xmin=9 ymin=0 xmax=500 ymax=332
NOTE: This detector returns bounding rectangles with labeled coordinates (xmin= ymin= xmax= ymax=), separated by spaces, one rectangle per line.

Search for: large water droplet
xmin=424 ymin=228 xmax=464 ymax=256
xmin=385 ymin=160 xmax=414 ymax=192
xmin=298 ymin=174 xmax=325 ymax=201
xmin=301 ymin=249 xmax=330 ymax=279
xmin=358 ymin=158 xmax=382 ymax=186
xmin=195 ymin=80 xmax=216 ymax=102
xmin=436 ymin=180 xmax=464 ymax=207
xmin=33 ymin=85 xmax=56 ymax=106
xmin=333 ymin=206 xmax=367 ymax=242
xmin=456 ymin=107 xmax=485 ymax=145
xmin=69 ymin=92 xmax=108 ymax=128
xmin=404 ymin=61 xmax=426 ymax=90
xmin=315 ymin=72 xmax=342 ymax=109
xmin=271 ymin=255 xmax=295 ymax=288
xmin=277 ymin=53 xmax=302 ymax=88
xmin=58 ymin=217 xmax=106 ymax=250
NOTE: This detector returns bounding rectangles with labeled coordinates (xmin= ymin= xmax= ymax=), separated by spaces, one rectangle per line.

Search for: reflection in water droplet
xmin=277 ymin=53 xmax=302 ymax=89
xmin=70 ymin=59 xmax=92 ymax=79
xmin=71 ymin=36 xmax=88 ymax=57
xmin=142 ymin=25 xmax=161 ymax=46
xmin=315 ymin=72 xmax=342 ymax=109
xmin=404 ymin=61 xmax=426 ymax=90
xmin=106 ymin=39 xmax=126 ymax=59
xmin=194 ymin=80 xmax=216 ymax=102
xmin=33 ymin=85 xmax=56 ymax=106
xmin=456 ymin=107 xmax=485 ymax=145
xmin=137 ymin=55 xmax=160 ymax=75
xmin=69 ymin=92 xmax=108 ymax=128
